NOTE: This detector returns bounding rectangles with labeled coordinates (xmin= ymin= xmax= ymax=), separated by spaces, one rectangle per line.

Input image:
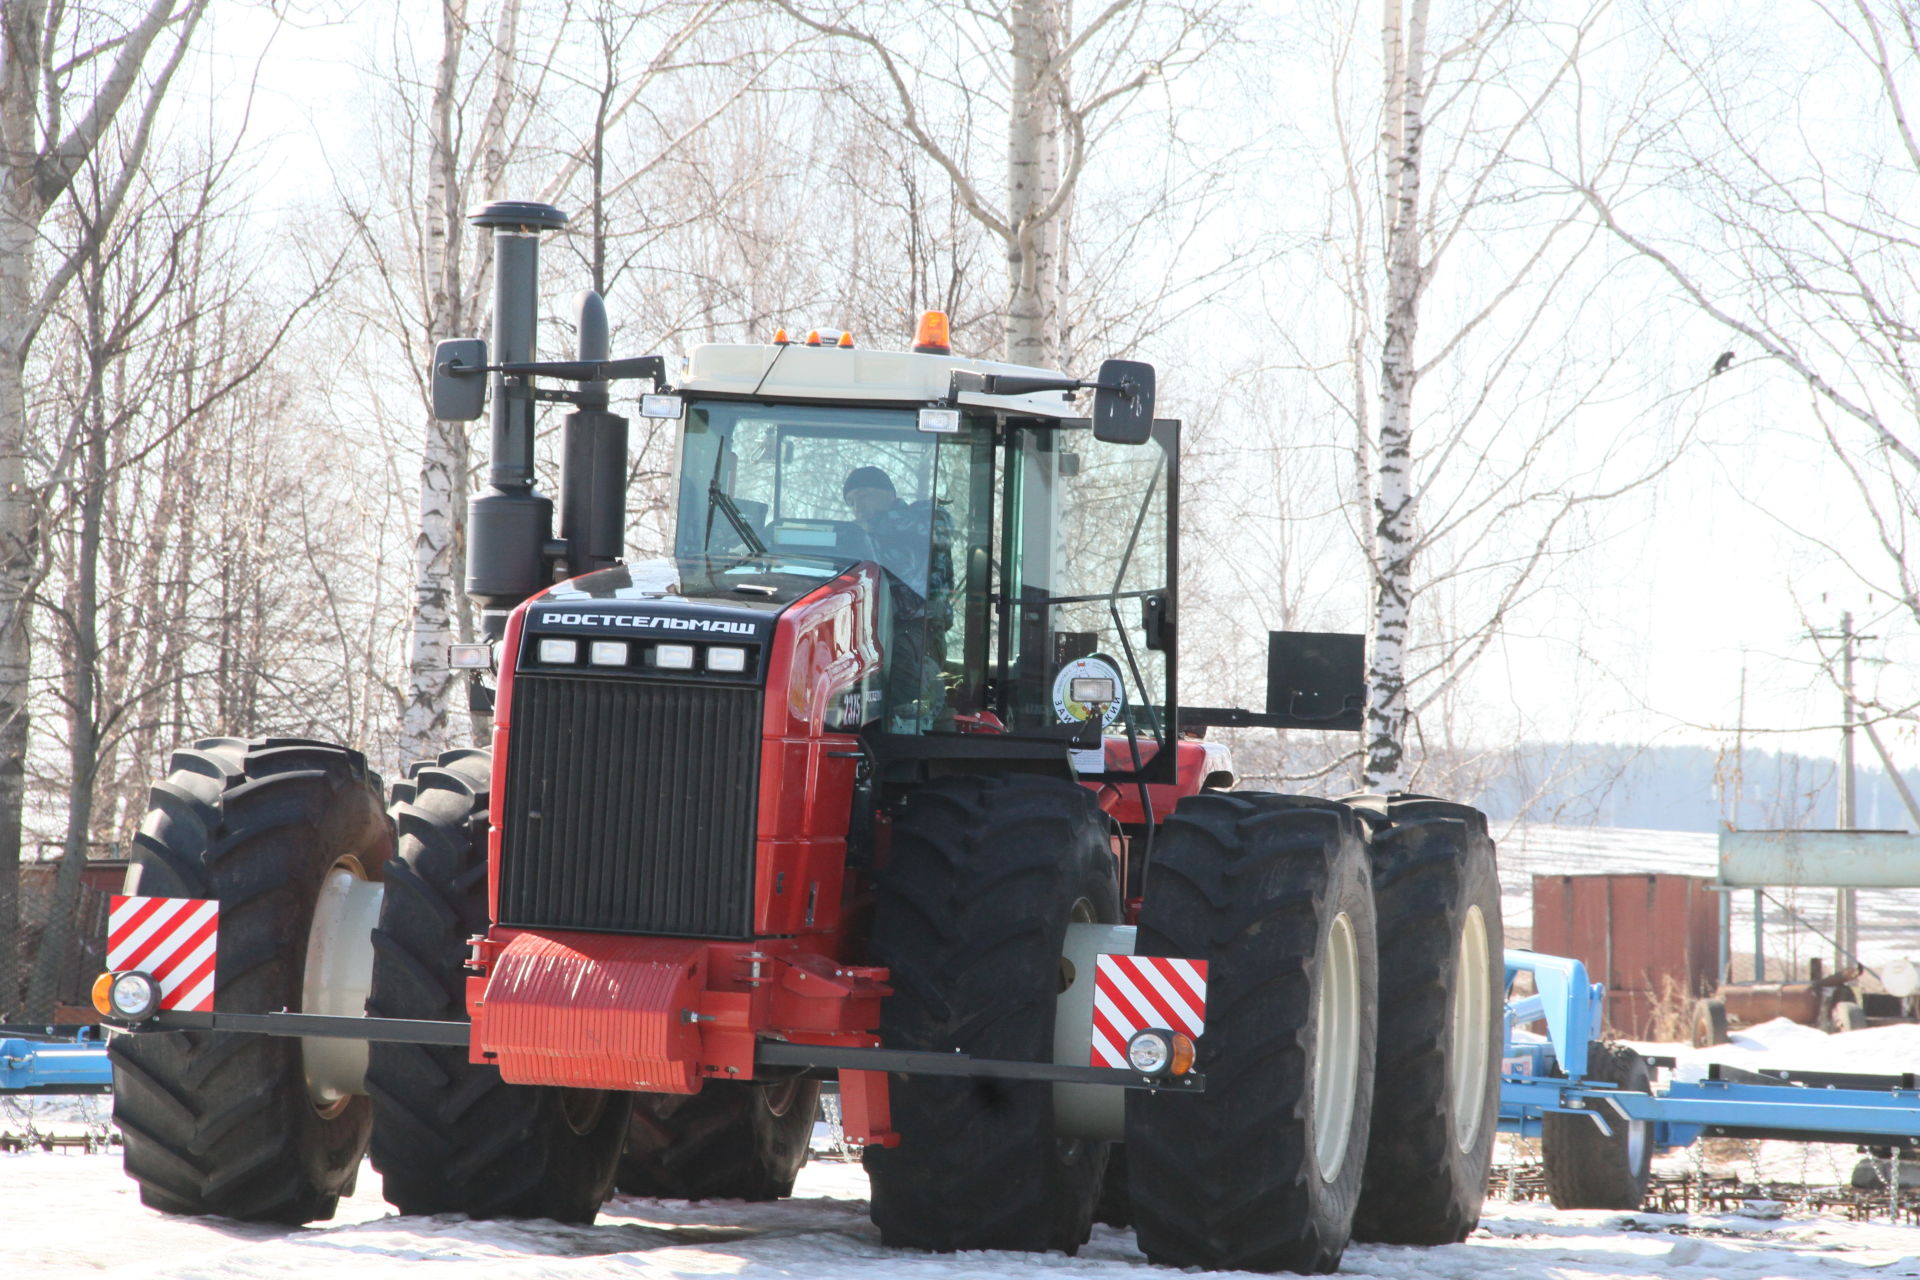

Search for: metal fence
xmin=7 ymin=847 xmax=124 ymax=1023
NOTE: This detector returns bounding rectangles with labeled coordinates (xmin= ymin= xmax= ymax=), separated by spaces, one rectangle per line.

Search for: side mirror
xmin=432 ymin=338 xmax=489 ymax=422
xmin=1092 ymin=358 xmax=1155 ymax=444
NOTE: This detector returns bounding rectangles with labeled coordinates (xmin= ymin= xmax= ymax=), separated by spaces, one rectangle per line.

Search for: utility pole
xmin=1736 ymin=662 xmax=1763 ymax=981
xmin=1840 ymin=611 xmax=1856 ymax=971
xmin=1812 ymin=612 xmax=1866 ymax=972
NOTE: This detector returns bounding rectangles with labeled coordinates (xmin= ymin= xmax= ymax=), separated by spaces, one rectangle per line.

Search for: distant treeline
xmin=1469 ymin=742 xmax=1918 ymax=833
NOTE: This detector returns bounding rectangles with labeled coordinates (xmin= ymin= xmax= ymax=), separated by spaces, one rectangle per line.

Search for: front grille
xmin=499 ymin=675 xmax=761 ymax=937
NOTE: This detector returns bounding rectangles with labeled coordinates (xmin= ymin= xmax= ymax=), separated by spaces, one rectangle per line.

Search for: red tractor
xmin=98 ymin=200 xmax=1505 ymax=1273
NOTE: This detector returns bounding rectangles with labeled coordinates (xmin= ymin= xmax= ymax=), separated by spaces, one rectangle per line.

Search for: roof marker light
xmin=912 ymin=310 xmax=951 ymax=355
xmin=837 ymin=331 xmax=854 ymax=348
xmin=805 ymin=329 xmax=823 ymax=346
xmin=772 ymin=328 xmax=789 ymax=345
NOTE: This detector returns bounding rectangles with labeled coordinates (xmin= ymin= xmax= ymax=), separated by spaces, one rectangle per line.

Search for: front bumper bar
xmin=120 ymin=1009 xmax=1204 ymax=1092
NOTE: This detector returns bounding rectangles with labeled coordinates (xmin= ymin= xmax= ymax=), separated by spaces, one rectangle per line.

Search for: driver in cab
xmin=840 ymin=466 xmax=954 ymax=725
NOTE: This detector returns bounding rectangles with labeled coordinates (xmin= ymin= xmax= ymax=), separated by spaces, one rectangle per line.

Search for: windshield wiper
xmin=708 ymin=482 xmax=767 ymax=556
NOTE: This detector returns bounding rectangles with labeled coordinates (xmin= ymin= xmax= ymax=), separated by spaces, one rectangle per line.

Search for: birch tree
xmin=1273 ymin=0 xmax=1693 ymax=791
xmin=768 ymin=0 xmax=1222 ymax=369
xmin=390 ymin=0 xmax=527 ymax=765
xmin=0 ymin=0 xmax=205 ymax=1013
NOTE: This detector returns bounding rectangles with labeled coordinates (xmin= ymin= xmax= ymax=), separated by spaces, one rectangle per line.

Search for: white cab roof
xmin=676 ymin=342 xmax=1081 ymax=419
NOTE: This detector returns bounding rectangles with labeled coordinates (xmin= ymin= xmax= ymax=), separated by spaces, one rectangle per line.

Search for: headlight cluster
xmin=533 ymin=636 xmax=753 ymax=675
xmin=92 ymin=969 xmax=160 ymax=1020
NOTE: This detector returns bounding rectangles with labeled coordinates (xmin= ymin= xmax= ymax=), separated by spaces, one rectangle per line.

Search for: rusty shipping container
xmin=1531 ymin=872 xmax=1720 ymax=1040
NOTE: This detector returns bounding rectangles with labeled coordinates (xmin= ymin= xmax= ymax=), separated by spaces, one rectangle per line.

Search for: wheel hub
xmin=1313 ymin=911 xmax=1361 ymax=1181
xmin=301 ymin=859 xmax=386 ymax=1111
xmin=1450 ymin=903 xmax=1492 ymax=1152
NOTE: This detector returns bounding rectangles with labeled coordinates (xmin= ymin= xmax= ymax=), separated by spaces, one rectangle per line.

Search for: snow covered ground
xmin=4 ymin=1141 xmax=1919 ymax=1280
xmin=5 ymin=1019 xmax=1919 ymax=1277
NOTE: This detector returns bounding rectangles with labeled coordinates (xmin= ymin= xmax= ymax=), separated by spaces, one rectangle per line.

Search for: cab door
xmin=995 ymin=416 xmax=1178 ymax=783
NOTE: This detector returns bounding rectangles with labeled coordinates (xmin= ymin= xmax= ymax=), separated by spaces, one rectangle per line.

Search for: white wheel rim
xmin=1451 ymin=903 xmax=1492 ymax=1152
xmin=1313 ymin=911 xmax=1361 ymax=1180
xmin=1625 ymin=1113 xmax=1648 ymax=1172
xmin=301 ymin=859 xmax=384 ymax=1113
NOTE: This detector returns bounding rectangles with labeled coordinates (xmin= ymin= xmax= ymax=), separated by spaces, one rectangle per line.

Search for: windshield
xmin=675 ymin=400 xmax=994 ymax=731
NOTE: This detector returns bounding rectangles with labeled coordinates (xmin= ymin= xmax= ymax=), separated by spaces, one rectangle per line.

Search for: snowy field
xmin=5 ymin=1022 xmax=1919 ymax=1277
xmin=4 ymin=1137 xmax=1919 ymax=1280
xmin=9 ymin=1037 xmax=1920 ymax=1280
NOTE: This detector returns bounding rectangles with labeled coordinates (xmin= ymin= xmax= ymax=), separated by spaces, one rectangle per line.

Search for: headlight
xmin=448 ymin=642 xmax=494 ymax=671
xmin=589 ymin=640 xmax=627 ymax=667
xmin=108 ymin=971 xmax=160 ymax=1020
xmin=1128 ymin=1028 xmax=1172 ymax=1074
xmin=706 ymin=646 xmax=748 ymax=673
xmin=537 ymin=638 xmax=577 ymax=664
xmin=654 ymin=644 xmax=695 ymax=670
xmin=1126 ymin=1027 xmax=1197 ymax=1077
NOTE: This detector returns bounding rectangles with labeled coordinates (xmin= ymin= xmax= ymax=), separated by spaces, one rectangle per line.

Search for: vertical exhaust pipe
xmin=465 ymin=200 xmax=566 ymax=636
xmin=559 ymin=291 xmax=629 ymax=579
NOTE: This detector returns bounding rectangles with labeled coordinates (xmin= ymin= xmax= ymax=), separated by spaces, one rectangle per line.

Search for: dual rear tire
xmin=865 ymin=782 xmax=1504 ymax=1273
xmin=864 ymin=773 xmax=1120 ymax=1253
xmin=109 ymin=738 xmax=391 ymax=1223
xmin=1126 ymin=793 xmax=1380 ymax=1274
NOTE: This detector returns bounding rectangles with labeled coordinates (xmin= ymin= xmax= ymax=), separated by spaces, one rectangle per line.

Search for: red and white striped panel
xmin=1091 ymin=954 xmax=1208 ymax=1068
xmin=107 ymin=896 xmax=219 ymax=1013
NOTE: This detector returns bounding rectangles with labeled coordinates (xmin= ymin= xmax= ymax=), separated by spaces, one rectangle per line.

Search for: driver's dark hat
xmin=843 ymin=466 xmax=896 ymax=496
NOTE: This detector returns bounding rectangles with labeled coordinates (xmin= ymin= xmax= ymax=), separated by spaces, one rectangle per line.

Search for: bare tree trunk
xmin=400 ymin=0 xmax=473 ymax=766
xmin=769 ymin=1 xmax=1197 ymax=373
xmin=400 ymin=0 xmax=526 ymax=762
xmin=0 ymin=216 xmax=31 ymax=1016
xmin=1007 ymin=0 xmax=1064 ymax=367
xmin=24 ymin=332 xmax=107 ymax=1019
xmin=1365 ymin=0 xmax=1429 ymax=793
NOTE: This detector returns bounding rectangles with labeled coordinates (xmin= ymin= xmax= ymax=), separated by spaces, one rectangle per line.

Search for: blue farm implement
xmin=1502 ymin=950 xmax=1920 ymax=1209
xmin=0 ymin=1026 xmax=112 ymax=1095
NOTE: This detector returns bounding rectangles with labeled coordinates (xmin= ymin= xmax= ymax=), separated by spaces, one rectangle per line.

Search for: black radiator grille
xmin=499 ymin=675 xmax=761 ymax=938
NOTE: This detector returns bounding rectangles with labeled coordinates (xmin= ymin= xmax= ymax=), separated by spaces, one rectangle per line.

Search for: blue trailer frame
xmin=1501 ymin=950 xmax=1920 ymax=1153
xmin=0 ymin=1027 xmax=113 ymax=1095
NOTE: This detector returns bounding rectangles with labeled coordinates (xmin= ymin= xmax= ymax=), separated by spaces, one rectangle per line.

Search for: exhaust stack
xmin=465 ymin=200 xmax=566 ymax=635
xmin=558 ymin=290 xmax=629 ymax=579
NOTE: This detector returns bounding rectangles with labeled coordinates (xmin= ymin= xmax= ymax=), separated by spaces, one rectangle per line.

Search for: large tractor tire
xmin=1127 ymin=794 xmax=1379 ymax=1274
xmin=363 ymin=748 xmax=631 ymax=1223
xmin=109 ymin=737 xmax=391 ymax=1224
xmin=864 ymin=773 xmax=1120 ymax=1254
xmin=1351 ymin=796 xmax=1504 ymax=1245
xmin=616 ymin=1076 xmax=820 ymax=1200
xmin=1542 ymin=1042 xmax=1652 ymax=1210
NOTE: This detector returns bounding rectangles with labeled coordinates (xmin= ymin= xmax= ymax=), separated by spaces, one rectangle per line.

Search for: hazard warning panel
xmin=1090 ymin=953 xmax=1208 ymax=1068
xmin=107 ymin=896 xmax=219 ymax=1013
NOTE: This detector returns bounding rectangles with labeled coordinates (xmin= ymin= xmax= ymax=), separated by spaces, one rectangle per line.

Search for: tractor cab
xmin=670 ymin=336 xmax=1177 ymax=774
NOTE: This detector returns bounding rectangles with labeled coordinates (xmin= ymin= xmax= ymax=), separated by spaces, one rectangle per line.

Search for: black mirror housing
xmin=432 ymin=338 xmax=489 ymax=421
xmin=1265 ymin=630 xmax=1365 ymax=731
xmin=1092 ymin=358 xmax=1155 ymax=444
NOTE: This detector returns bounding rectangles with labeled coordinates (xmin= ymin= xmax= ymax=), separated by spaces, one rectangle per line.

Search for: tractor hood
xmin=516 ymin=555 xmax=851 ymax=678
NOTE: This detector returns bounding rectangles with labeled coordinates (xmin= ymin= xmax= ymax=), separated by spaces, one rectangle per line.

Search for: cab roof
xmin=676 ymin=343 xmax=1083 ymax=420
